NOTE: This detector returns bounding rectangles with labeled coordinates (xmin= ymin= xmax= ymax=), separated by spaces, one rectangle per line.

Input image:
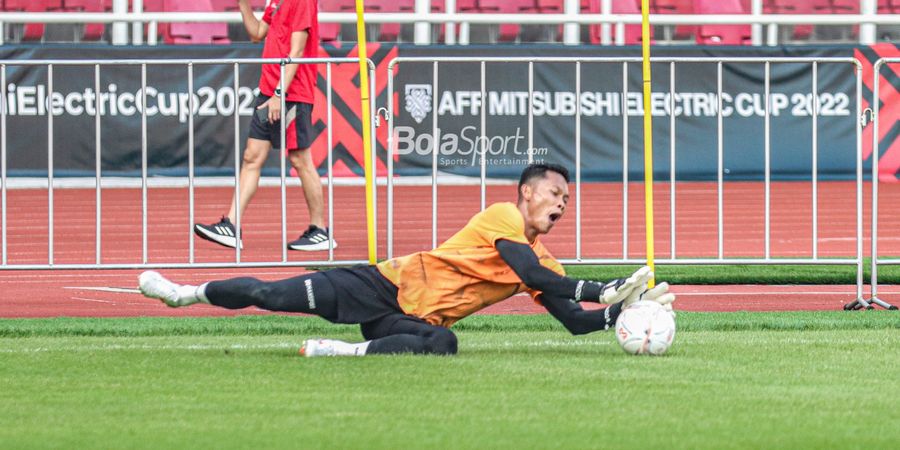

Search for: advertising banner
xmin=393 ymin=45 xmax=862 ymax=181
xmin=0 ymin=44 xmax=887 ymax=181
xmin=0 ymin=43 xmax=397 ymax=177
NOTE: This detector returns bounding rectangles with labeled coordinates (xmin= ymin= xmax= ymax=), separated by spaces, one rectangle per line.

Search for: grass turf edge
xmin=0 ymin=312 xmax=898 ymax=338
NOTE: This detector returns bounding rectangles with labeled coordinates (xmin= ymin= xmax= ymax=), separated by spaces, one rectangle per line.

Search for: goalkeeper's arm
xmin=538 ymin=293 xmax=624 ymax=335
xmin=496 ymin=239 xmax=640 ymax=303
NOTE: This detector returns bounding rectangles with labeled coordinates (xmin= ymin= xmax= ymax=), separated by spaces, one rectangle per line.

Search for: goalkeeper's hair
xmin=517 ymin=163 xmax=570 ymax=198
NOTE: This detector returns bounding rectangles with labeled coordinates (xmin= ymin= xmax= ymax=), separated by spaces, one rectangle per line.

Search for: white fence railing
xmin=384 ymin=56 xmax=867 ymax=304
xmin=857 ymin=57 xmax=900 ymax=310
xmin=6 ymin=55 xmax=900 ymax=309
xmin=0 ymin=57 xmax=377 ymax=269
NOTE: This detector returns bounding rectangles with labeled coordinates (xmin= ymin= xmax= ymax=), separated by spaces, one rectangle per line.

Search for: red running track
xmin=0 ymin=267 xmax=880 ymax=318
xmin=1 ymin=181 xmax=898 ymax=317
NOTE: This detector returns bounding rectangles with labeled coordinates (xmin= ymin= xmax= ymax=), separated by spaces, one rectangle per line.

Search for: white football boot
xmin=138 ymin=271 xmax=198 ymax=307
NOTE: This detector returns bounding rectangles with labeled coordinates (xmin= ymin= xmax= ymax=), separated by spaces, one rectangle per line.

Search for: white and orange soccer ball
xmin=615 ymin=300 xmax=676 ymax=356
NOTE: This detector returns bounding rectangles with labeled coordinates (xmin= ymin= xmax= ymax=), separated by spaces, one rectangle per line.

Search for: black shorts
xmin=322 ymin=265 xmax=405 ymax=325
xmin=248 ymin=94 xmax=313 ymax=150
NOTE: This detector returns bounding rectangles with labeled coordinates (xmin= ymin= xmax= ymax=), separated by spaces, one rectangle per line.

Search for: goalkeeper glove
xmin=597 ymin=266 xmax=654 ymax=304
xmin=623 ymin=281 xmax=677 ymax=313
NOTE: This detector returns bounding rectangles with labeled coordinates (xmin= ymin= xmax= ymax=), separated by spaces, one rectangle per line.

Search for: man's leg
xmin=287 ymin=147 xmax=337 ymax=251
xmin=288 ymin=148 xmax=325 ymax=228
xmin=139 ymin=270 xmax=338 ymax=320
xmin=282 ymin=103 xmax=336 ymax=251
xmin=193 ymin=137 xmax=271 ymax=249
xmin=226 ymin=137 xmax=272 ymax=223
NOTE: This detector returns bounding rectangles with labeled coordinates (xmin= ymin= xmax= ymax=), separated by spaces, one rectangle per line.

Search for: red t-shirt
xmin=259 ymin=0 xmax=319 ymax=104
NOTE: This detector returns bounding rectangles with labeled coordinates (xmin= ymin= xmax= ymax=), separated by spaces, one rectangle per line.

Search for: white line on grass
xmin=64 ymin=286 xmax=142 ymax=294
xmin=70 ymin=297 xmax=116 ymax=304
xmin=0 ymin=342 xmax=302 ymax=353
xmin=70 ymin=296 xmax=150 ymax=306
xmin=0 ymin=339 xmax=614 ymax=354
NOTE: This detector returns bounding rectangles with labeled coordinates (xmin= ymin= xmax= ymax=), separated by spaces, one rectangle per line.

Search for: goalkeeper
xmin=139 ymin=163 xmax=675 ymax=356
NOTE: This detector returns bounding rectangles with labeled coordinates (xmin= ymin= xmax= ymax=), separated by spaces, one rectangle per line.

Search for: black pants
xmin=204 ymin=266 xmax=458 ymax=355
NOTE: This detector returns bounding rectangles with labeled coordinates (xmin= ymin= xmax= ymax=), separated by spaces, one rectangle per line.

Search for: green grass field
xmin=565 ymin=263 xmax=900 ymax=285
xmin=2 ymin=313 xmax=899 ymax=449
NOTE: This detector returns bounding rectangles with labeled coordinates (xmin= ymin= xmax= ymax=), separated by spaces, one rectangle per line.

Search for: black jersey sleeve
xmin=496 ymin=238 xmax=602 ymax=301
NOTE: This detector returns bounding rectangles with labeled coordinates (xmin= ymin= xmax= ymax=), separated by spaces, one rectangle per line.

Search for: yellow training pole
xmin=355 ymin=0 xmax=376 ymax=264
xmin=640 ymin=0 xmax=656 ymax=286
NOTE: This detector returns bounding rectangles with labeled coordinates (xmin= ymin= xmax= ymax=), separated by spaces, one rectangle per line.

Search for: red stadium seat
xmin=3 ymin=0 xmax=61 ymax=41
xmin=653 ymin=0 xmax=695 ymax=39
xmin=654 ymin=0 xmax=693 ymax=13
xmin=545 ymin=0 xmax=591 ymax=42
xmin=318 ymin=0 xmax=354 ymax=42
xmin=804 ymin=0 xmax=855 ymax=14
xmin=126 ymin=0 xmax=163 ymax=41
xmin=168 ymin=22 xmax=230 ymax=43
xmin=832 ymin=0 xmax=861 ymax=38
xmin=811 ymin=0 xmax=833 ymax=12
xmin=535 ymin=0 xmax=592 ymax=12
xmin=806 ymin=0 xmax=859 ymax=39
xmin=430 ymin=0 xmax=482 ymax=42
xmin=430 ymin=0 xmax=446 ymax=42
xmin=540 ymin=0 xmax=588 ymax=42
xmin=209 ymin=0 xmax=232 ymax=11
xmin=830 ymin=0 xmax=860 ymax=13
xmin=5 ymin=0 xmax=63 ymax=9
xmin=319 ymin=0 xmax=354 ymax=10
xmin=209 ymin=0 xmax=263 ymax=10
xmin=63 ymin=0 xmax=105 ymax=41
xmin=694 ymin=0 xmax=752 ymax=45
xmin=455 ymin=0 xmax=477 ymax=11
xmin=738 ymin=0 xmax=773 ymax=13
xmin=365 ymin=0 xmax=414 ymax=41
xmin=587 ymin=0 xmax=650 ymax=45
xmin=99 ymin=0 xmax=164 ymax=11
xmin=535 ymin=0 xmax=561 ymax=12
xmin=162 ymin=0 xmax=230 ymax=44
xmin=320 ymin=0 xmax=362 ymax=43
xmin=477 ymin=0 xmax=537 ymax=42
xmin=767 ymin=0 xmax=816 ymax=40
xmin=318 ymin=23 xmax=340 ymax=43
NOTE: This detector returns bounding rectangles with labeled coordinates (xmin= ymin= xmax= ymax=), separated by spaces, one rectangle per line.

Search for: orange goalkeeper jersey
xmin=376 ymin=202 xmax=565 ymax=327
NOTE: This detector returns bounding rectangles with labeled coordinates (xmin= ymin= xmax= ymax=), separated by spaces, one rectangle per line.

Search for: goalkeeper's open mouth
xmin=549 ymin=212 xmax=562 ymax=224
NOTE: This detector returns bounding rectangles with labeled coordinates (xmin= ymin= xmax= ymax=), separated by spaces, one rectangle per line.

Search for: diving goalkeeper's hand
xmin=623 ymin=281 xmax=677 ymax=314
xmin=591 ymin=266 xmax=655 ymax=304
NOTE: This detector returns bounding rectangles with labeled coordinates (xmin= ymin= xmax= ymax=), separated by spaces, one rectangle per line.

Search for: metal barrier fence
xmin=0 ymin=55 xmax=875 ymax=306
xmin=385 ymin=56 xmax=866 ymax=301
xmin=0 ymin=57 xmax=377 ymax=269
xmin=858 ymin=58 xmax=900 ymax=310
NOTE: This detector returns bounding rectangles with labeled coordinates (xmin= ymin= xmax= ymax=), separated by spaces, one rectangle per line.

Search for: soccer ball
xmin=615 ymin=300 xmax=676 ymax=356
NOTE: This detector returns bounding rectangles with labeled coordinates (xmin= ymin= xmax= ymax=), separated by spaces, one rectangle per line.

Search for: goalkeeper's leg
xmin=204 ymin=273 xmax=339 ymax=319
xmin=301 ymin=315 xmax=458 ymax=357
xmin=139 ymin=270 xmax=339 ymax=320
xmin=360 ymin=314 xmax=458 ymax=355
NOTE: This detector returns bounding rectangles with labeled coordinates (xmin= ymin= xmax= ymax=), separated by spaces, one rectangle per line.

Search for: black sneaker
xmin=194 ymin=217 xmax=243 ymax=249
xmin=288 ymin=225 xmax=337 ymax=251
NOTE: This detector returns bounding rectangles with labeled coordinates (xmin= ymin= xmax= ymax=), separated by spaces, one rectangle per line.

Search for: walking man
xmin=194 ymin=0 xmax=336 ymax=251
